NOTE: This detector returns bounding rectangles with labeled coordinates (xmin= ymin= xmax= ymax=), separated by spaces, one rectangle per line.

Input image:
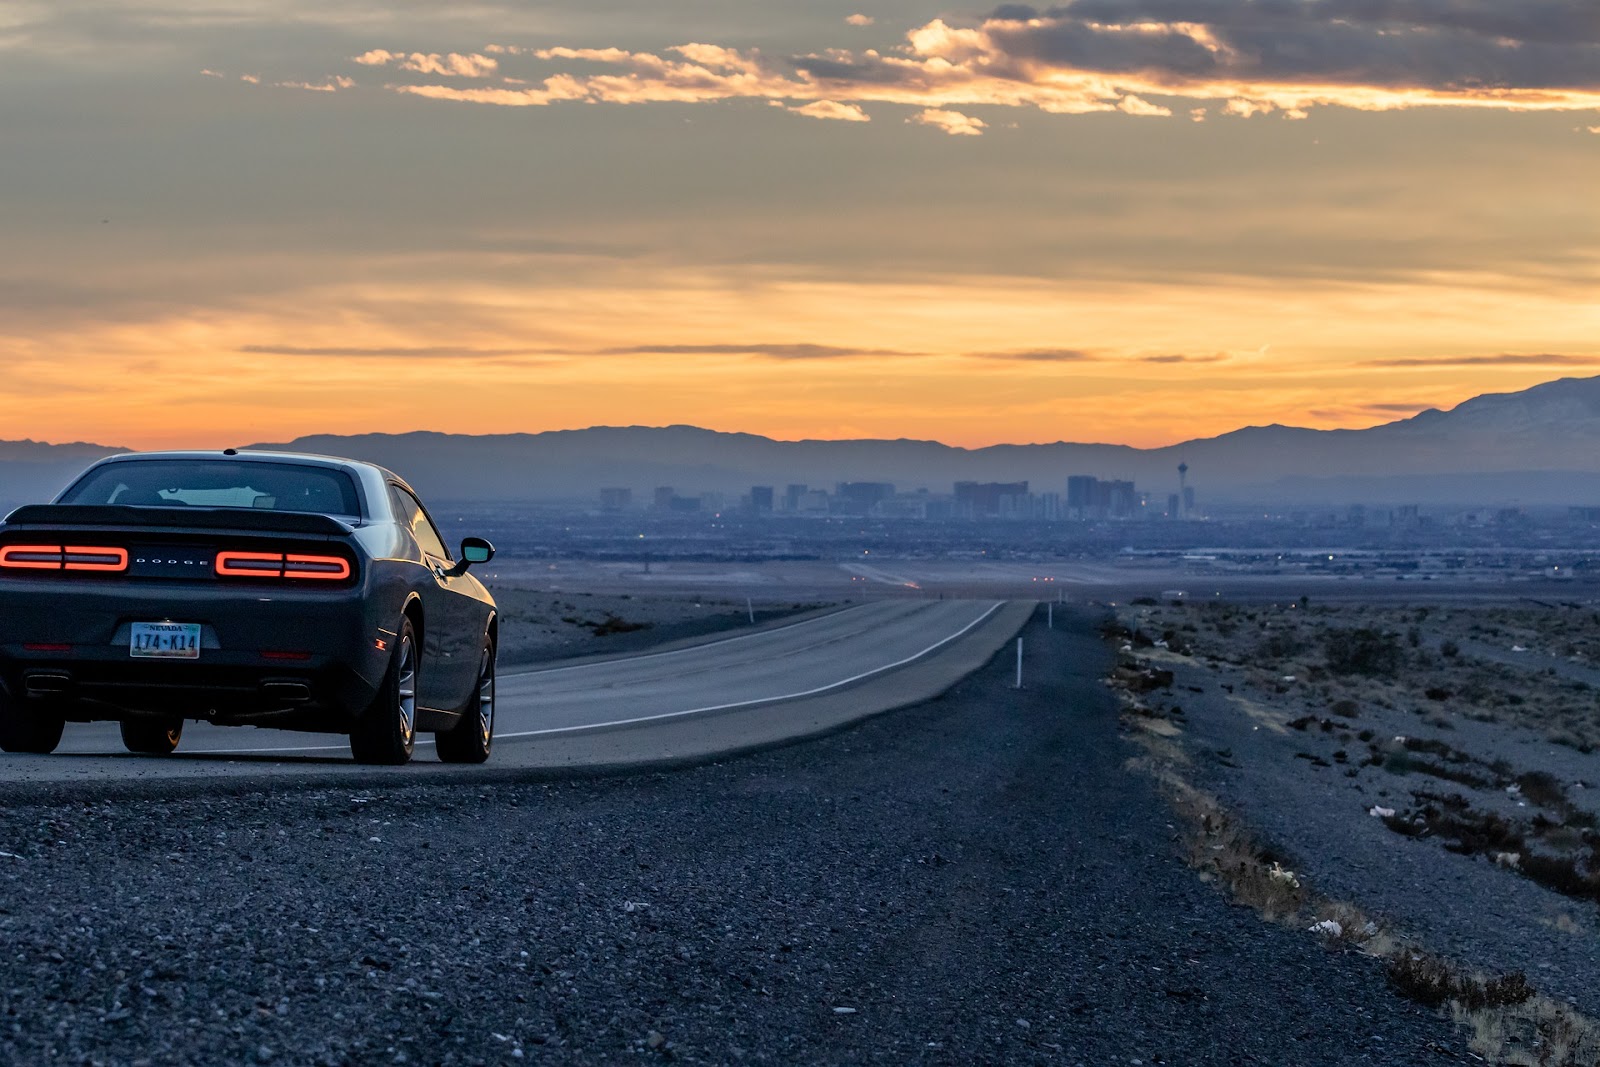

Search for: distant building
xmin=653 ymin=487 xmax=676 ymax=511
xmin=1066 ymin=475 xmax=1098 ymax=513
xmin=599 ymin=487 xmax=632 ymax=512
xmin=668 ymin=495 xmax=701 ymax=513
xmin=798 ymin=489 xmax=830 ymax=514
xmin=836 ymin=482 xmax=895 ymax=514
xmin=749 ymin=486 xmax=774 ymax=514
xmin=955 ymin=481 xmax=1029 ymax=518
xmin=784 ymin=484 xmax=807 ymax=512
xmin=1066 ymin=475 xmax=1139 ymax=520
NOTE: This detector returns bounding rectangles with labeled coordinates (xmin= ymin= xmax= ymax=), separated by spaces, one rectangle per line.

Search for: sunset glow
xmin=2 ymin=1 xmax=1597 ymax=449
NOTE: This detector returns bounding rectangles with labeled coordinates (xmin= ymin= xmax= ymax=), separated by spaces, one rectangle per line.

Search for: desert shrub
xmin=1257 ymin=630 xmax=1307 ymax=659
xmin=1324 ymin=628 xmax=1404 ymax=677
xmin=1516 ymin=771 xmax=1567 ymax=810
xmin=1440 ymin=639 xmax=1460 ymax=658
xmin=591 ymin=614 xmax=650 ymax=636
xmin=1388 ymin=953 xmax=1535 ymax=1011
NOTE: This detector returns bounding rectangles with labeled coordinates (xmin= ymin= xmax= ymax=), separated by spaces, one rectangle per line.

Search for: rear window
xmin=59 ymin=460 xmax=362 ymax=518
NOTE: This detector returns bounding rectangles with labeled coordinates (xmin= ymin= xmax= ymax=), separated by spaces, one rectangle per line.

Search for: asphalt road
xmin=0 ymin=608 xmax=1461 ymax=1065
xmin=7 ymin=600 xmax=1029 ymax=788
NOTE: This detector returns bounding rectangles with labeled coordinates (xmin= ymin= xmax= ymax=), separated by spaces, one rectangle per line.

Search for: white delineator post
xmin=1048 ymin=603 xmax=1053 ymax=629
xmin=746 ymin=597 xmax=755 ymax=624
xmin=1015 ymin=637 xmax=1024 ymax=689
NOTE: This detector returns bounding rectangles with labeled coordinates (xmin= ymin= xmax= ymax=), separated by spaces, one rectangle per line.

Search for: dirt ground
xmin=1110 ymin=596 xmax=1600 ymax=1022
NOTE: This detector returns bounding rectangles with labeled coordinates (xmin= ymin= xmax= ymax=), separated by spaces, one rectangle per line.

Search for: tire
xmin=436 ymin=637 xmax=494 ymax=764
xmin=0 ymin=693 xmax=65 ymax=755
xmin=350 ymin=618 xmax=418 ymax=765
xmin=120 ymin=717 xmax=183 ymax=755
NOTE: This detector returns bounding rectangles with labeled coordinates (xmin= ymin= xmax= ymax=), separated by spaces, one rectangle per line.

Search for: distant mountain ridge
xmin=4 ymin=376 xmax=1600 ymax=508
xmin=251 ymin=376 xmax=1600 ymax=507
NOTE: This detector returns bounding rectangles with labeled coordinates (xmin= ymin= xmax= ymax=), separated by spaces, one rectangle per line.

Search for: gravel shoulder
xmin=0 ymin=609 xmax=1461 ymax=1065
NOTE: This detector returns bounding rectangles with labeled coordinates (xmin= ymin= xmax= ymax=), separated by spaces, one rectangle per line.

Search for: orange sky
xmin=2 ymin=2 xmax=1597 ymax=449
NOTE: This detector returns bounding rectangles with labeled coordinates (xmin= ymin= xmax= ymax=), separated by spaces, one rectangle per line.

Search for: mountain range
xmin=6 ymin=375 xmax=1600 ymax=509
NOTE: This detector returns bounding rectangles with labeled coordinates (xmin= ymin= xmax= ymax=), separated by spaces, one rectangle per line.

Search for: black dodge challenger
xmin=0 ymin=450 xmax=498 ymax=765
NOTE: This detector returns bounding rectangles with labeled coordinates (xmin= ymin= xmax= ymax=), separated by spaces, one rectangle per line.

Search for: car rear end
xmin=0 ymin=503 xmax=389 ymax=730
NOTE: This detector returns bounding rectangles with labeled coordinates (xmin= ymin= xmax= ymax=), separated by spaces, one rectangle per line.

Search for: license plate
xmin=130 ymin=622 xmax=201 ymax=660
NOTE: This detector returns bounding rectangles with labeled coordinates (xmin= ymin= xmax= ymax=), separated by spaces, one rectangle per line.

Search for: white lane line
xmin=187 ymin=601 xmax=1003 ymax=754
xmin=494 ymin=600 xmax=1003 ymax=740
xmin=502 ymin=602 xmax=872 ymax=677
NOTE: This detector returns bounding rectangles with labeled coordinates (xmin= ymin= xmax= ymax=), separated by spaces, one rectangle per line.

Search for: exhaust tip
xmin=23 ymin=671 xmax=72 ymax=696
xmin=259 ymin=680 xmax=312 ymax=704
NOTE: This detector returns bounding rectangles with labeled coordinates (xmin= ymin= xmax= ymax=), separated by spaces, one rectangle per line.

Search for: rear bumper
xmin=0 ymin=578 xmax=394 ymax=726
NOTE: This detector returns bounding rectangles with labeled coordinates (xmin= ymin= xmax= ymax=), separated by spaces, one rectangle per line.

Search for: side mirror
xmin=460 ymin=537 xmax=495 ymax=567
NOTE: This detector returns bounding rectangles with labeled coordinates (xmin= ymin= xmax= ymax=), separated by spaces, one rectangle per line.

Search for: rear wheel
xmin=120 ymin=717 xmax=183 ymax=755
xmin=437 ymin=637 xmax=494 ymax=764
xmin=350 ymin=619 xmax=418 ymax=765
xmin=0 ymin=694 xmax=65 ymax=755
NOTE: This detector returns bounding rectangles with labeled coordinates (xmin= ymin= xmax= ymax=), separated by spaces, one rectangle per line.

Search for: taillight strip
xmin=0 ymin=545 xmax=64 ymax=570
xmin=64 ymin=546 xmax=129 ymax=572
xmin=216 ymin=551 xmax=285 ymax=577
xmin=216 ymin=551 xmax=351 ymax=581
xmin=284 ymin=554 xmax=351 ymax=580
xmin=1 ymin=544 xmax=128 ymax=573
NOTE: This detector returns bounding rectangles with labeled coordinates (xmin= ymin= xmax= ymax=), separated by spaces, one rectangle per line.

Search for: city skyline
xmin=3 ymin=1 xmax=1596 ymax=449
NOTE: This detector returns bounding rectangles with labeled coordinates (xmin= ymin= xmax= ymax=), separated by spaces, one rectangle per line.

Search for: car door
xmin=389 ymin=485 xmax=482 ymax=711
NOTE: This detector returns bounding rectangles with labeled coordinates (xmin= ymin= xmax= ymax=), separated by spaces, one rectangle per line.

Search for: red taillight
xmin=216 ymin=551 xmax=350 ymax=581
xmin=285 ymin=554 xmax=350 ymax=580
xmin=64 ymin=546 xmax=129 ymax=572
xmin=0 ymin=545 xmax=64 ymax=570
xmin=216 ymin=551 xmax=285 ymax=577
xmin=23 ymin=643 xmax=72 ymax=653
xmin=261 ymin=650 xmax=312 ymax=661
xmin=1 ymin=544 xmax=128 ymax=573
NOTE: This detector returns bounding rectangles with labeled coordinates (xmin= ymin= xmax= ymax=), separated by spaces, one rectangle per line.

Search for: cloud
xmin=1365 ymin=353 xmax=1600 ymax=367
xmin=273 ymin=76 xmax=355 ymax=92
xmin=1116 ymin=95 xmax=1170 ymax=118
xmin=241 ymin=344 xmax=543 ymax=358
xmin=847 ymin=14 xmax=875 ymax=27
xmin=353 ymin=49 xmax=498 ymax=78
xmin=784 ymin=100 xmax=870 ymax=122
xmin=354 ymin=4 xmax=1600 ymax=125
xmin=969 ymin=348 xmax=1231 ymax=363
xmin=968 ymin=348 xmax=1096 ymax=361
xmin=597 ymin=343 xmax=918 ymax=360
xmin=909 ymin=108 xmax=987 ymax=135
